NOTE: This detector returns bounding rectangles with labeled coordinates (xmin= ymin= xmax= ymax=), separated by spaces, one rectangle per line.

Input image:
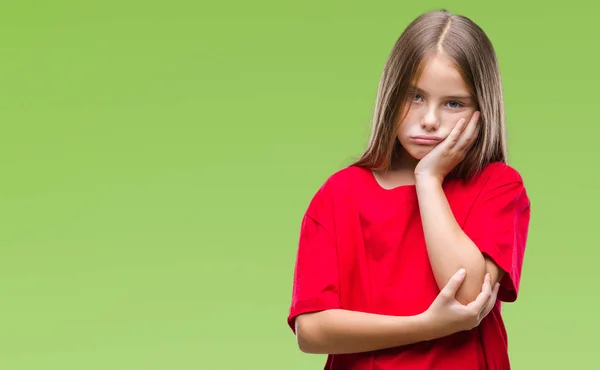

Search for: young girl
xmin=286 ymin=9 xmax=531 ymax=370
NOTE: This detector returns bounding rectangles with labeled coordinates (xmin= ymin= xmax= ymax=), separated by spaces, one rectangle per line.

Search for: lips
xmin=410 ymin=135 xmax=443 ymax=145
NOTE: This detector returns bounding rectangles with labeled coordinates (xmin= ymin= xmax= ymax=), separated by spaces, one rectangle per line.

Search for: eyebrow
xmin=409 ymin=85 xmax=472 ymax=100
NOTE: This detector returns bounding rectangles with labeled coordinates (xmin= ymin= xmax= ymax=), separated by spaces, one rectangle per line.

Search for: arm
xmin=412 ymin=113 xmax=508 ymax=305
xmin=415 ymin=175 xmax=504 ymax=305
xmin=294 ymin=309 xmax=434 ymax=354
xmin=295 ymin=269 xmax=498 ymax=355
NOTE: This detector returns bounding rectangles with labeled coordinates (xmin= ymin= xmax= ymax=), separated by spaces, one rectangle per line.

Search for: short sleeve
xmin=287 ymin=183 xmax=341 ymax=333
xmin=464 ymin=165 xmax=531 ymax=303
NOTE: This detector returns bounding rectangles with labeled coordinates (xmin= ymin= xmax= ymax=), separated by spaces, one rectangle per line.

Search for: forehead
xmin=413 ymin=54 xmax=470 ymax=96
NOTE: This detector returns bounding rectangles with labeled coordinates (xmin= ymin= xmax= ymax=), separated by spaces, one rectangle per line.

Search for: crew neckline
xmin=362 ymin=167 xmax=417 ymax=193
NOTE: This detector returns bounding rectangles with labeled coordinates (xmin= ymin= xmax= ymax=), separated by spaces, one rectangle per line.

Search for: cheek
xmin=441 ymin=111 xmax=474 ymax=129
xmin=396 ymin=122 xmax=411 ymax=142
xmin=396 ymin=111 xmax=417 ymax=136
xmin=396 ymin=121 xmax=407 ymax=135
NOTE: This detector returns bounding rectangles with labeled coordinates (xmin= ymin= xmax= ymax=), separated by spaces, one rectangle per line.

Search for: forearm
xmin=415 ymin=175 xmax=486 ymax=304
xmin=295 ymin=309 xmax=442 ymax=355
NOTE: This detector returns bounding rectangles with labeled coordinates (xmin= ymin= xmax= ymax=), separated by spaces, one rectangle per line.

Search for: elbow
xmin=295 ymin=314 xmax=325 ymax=354
xmin=296 ymin=326 xmax=315 ymax=354
xmin=455 ymin=264 xmax=487 ymax=305
xmin=297 ymin=336 xmax=318 ymax=354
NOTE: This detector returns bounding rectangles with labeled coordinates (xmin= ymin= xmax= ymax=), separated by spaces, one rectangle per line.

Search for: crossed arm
xmin=293 ymin=178 xmax=505 ymax=355
xmin=292 ymin=166 xmax=525 ymax=355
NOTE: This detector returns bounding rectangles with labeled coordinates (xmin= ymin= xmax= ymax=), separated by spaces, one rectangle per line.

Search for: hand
xmin=422 ymin=268 xmax=499 ymax=338
xmin=414 ymin=111 xmax=481 ymax=183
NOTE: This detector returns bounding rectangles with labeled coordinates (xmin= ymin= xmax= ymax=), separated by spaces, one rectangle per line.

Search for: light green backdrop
xmin=1 ymin=1 xmax=597 ymax=369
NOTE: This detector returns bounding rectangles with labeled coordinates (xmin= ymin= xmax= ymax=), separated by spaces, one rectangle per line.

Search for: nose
xmin=421 ymin=107 xmax=439 ymax=131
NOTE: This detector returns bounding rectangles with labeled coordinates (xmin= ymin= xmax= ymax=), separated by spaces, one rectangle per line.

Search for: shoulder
xmin=448 ymin=162 xmax=528 ymax=204
xmin=467 ymin=161 xmax=527 ymax=192
xmin=476 ymin=161 xmax=524 ymax=183
xmin=468 ymin=162 xmax=530 ymax=208
xmin=304 ymin=165 xmax=368 ymax=216
xmin=312 ymin=165 xmax=369 ymax=194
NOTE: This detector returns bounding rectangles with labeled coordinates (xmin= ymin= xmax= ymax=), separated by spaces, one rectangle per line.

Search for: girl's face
xmin=396 ymin=53 xmax=478 ymax=164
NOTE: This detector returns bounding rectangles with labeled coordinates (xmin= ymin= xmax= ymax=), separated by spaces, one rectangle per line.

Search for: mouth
xmin=410 ymin=135 xmax=443 ymax=145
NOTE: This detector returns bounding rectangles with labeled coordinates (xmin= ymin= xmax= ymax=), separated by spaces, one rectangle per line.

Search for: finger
xmin=440 ymin=268 xmax=467 ymax=297
xmin=462 ymin=112 xmax=480 ymax=143
xmin=468 ymin=111 xmax=481 ymax=130
xmin=478 ymin=274 xmax=494 ymax=314
xmin=467 ymin=273 xmax=491 ymax=311
xmin=483 ymin=282 xmax=500 ymax=315
xmin=490 ymin=282 xmax=500 ymax=304
xmin=477 ymin=274 xmax=492 ymax=313
xmin=456 ymin=111 xmax=480 ymax=150
xmin=446 ymin=118 xmax=468 ymax=147
xmin=481 ymin=282 xmax=500 ymax=318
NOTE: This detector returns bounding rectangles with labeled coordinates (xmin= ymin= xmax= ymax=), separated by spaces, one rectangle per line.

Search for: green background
xmin=1 ymin=1 xmax=596 ymax=369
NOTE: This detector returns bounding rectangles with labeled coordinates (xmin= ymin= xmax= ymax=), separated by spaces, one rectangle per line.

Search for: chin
xmin=406 ymin=147 xmax=432 ymax=160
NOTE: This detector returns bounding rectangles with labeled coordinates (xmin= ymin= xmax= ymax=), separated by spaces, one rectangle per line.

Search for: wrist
xmin=410 ymin=312 xmax=440 ymax=342
xmin=415 ymin=172 xmax=443 ymax=188
xmin=415 ymin=311 xmax=455 ymax=342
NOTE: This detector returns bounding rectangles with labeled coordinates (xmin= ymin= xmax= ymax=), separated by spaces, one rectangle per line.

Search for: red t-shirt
xmin=287 ymin=162 xmax=531 ymax=370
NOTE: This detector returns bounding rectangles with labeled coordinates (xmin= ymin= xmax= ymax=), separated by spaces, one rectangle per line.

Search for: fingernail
xmin=458 ymin=269 xmax=466 ymax=276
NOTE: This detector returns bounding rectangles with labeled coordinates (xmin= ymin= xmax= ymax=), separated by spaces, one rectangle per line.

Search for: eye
xmin=446 ymin=100 xmax=463 ymax=109
xmin=412 ymin=93 xmax=423 ymax=102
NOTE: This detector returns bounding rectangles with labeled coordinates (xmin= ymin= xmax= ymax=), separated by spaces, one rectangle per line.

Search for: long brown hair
xmin=353 ymin=9 xmax=506 ymax=180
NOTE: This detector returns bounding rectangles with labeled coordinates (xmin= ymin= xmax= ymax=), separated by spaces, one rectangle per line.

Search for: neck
xmin=391 ymin=148 xmax=418 ymax=172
